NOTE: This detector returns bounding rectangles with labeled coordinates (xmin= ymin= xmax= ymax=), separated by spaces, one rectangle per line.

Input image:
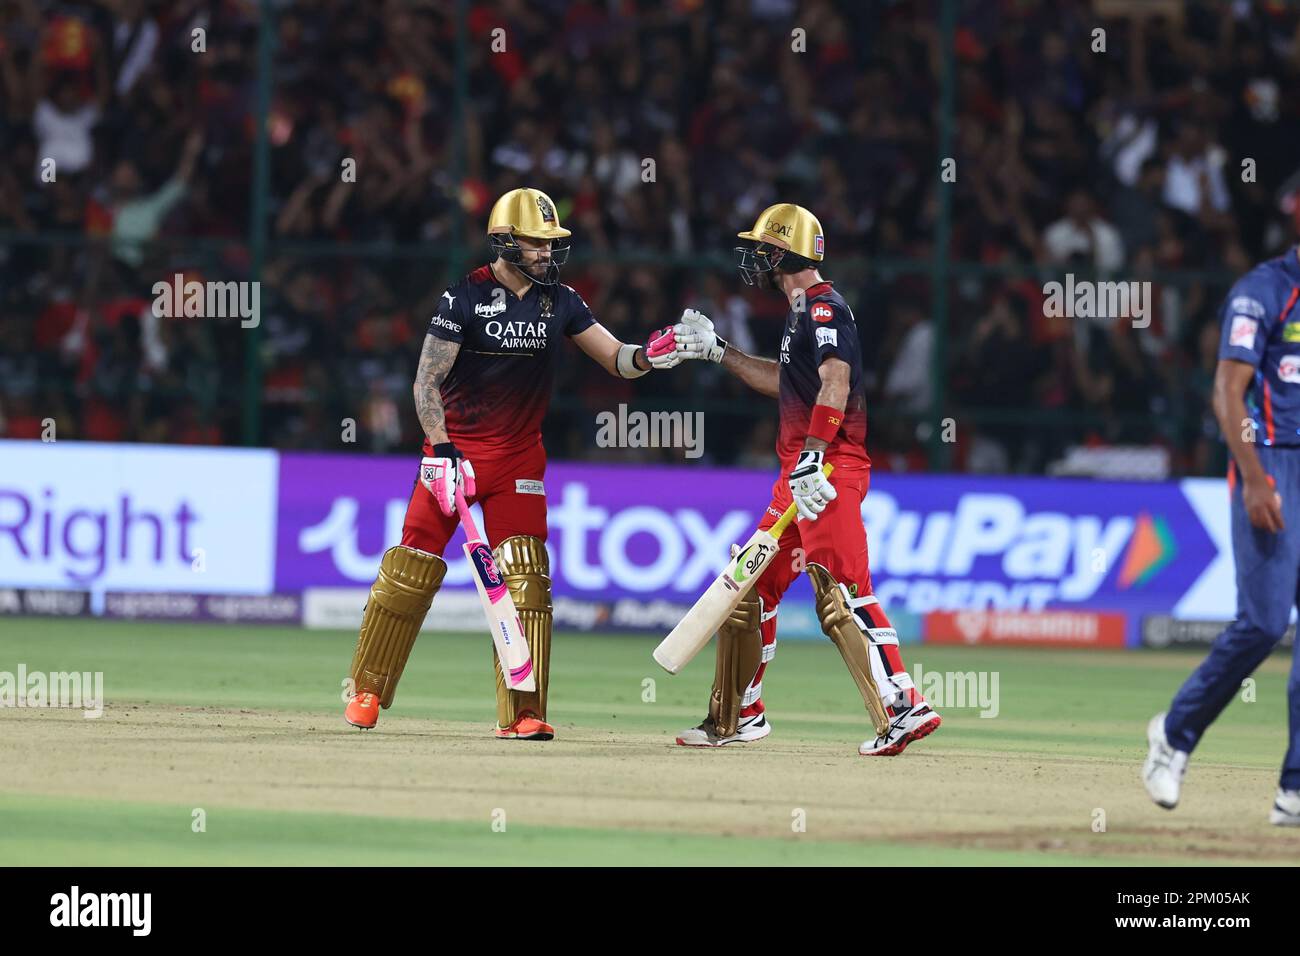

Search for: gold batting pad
xmin=349 ymin=546 xmax=446 ymax=709
xmin=708 ymin=592 xmax=763 ymax=739
xmin=807 ymin=563 xmax=890 ymax=737
xmin=492 ymin=535 xmax=552 ymax=725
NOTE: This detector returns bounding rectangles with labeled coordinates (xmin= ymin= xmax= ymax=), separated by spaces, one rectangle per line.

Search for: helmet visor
xmin=734 ymin=242 xmax=784 ymax=287
xmin=489 ymin=235 xmax=570 ymax=285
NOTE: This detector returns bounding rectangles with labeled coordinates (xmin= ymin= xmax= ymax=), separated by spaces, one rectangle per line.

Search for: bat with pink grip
xmin=456 ymin=489 xmax=535 ymax=691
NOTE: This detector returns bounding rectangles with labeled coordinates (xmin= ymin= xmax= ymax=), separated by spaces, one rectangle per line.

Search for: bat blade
xmin=652 ymin=527 xmax=782 ymax=674
xmin=463 ymin=540 xmax=536 ymax=692
xmin=652 ymin=464 xmax=829 ymax=676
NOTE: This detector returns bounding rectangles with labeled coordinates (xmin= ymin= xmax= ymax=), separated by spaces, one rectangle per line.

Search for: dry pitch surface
xmin=1 ymin=619 xmax=1296 ymax=865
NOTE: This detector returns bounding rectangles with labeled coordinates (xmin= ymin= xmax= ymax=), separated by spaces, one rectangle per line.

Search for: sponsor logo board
xmin=925 ymin=609 xmax=1128 ymax=647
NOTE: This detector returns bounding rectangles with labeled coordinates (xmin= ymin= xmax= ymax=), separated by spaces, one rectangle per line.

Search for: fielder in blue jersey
xmin=1143 ymin=246 xmax=1300 ymax=826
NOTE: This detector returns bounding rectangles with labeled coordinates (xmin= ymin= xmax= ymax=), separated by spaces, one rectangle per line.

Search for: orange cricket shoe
xmin=494 ymin=710 xmax=554 ymax=740
xmin=344 ymin=691 xmax=380 ymax=729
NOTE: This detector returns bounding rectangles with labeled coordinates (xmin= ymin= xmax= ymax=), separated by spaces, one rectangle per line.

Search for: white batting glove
xmin=787 ymin=449 xmax=836 ymax=521
xmin=421 ymin=443 xmax=476 ymax=516
xmin=672 ymin=309 xmax=727 ymax=363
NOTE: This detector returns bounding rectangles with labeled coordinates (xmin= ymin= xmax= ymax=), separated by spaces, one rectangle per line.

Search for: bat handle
xmin=454 ymin=487 xmax=478 ymax=539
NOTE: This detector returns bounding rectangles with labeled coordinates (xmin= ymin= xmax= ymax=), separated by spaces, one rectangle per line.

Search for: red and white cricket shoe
xmin=345 ymin=691 xmax=380 ymax=730
xmin=859 ymin=702 xmax=941 ymax=756
xmin=495 ymin=711 xmax=554 ymax=740
xmin=676 ymin=712 xmax=771 ymax=747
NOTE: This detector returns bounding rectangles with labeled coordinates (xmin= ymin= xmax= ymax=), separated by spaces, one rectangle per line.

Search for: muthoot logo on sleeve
xmin=50 ymin=886 xmax=151 ymax=936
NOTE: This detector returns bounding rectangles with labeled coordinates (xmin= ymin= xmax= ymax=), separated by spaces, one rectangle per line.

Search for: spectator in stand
xmin=32 ymin=72 xmax=102 ymax=181
xmin=108 ymin=129 xmax=202 ymax=271
xmin=1043 ymin=187 xmax=1127 ymax=276
xmin=1109 ymin=158 xmax=1166 ymax=260
xmin=0 ymin=0 xmax=1298 ymax=478
xmin=1163 ymin=122 xmax=1232 ymax=222
xmin=880 ymin=301 xmax=934 ymax=416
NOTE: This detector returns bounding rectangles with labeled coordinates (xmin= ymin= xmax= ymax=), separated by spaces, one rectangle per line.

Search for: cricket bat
xmin=653 ymin=464 xmax=831 ymax=674
xmin=456 ymin=489 xmax=536 ymax=691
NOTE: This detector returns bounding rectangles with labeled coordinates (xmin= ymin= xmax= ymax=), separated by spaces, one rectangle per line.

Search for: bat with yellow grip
xmin=652 ymin=465 xmax=831 ymax=674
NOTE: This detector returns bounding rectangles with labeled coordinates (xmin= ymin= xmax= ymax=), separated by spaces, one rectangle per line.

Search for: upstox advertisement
xmin=0 ymin=442 xmax=1236 ymax=638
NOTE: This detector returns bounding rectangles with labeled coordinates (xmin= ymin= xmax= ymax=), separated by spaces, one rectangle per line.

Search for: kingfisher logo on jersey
xmin=811 ymin=303 xmax=834 ymax=323
xmin=1116 ymin=512 xmax=1177 ymax=588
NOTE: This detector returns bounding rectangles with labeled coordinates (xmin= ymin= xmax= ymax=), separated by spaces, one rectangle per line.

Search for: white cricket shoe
xmin=1142 ymin=712 xmax=1188 ymax=809
xmin=675 ymin=713 xmax=771 ymax=747
xmin=1269 ymin=788 xmax=1300 ymax=827
xmin=858 ymin=702 xmax=941 ymax=756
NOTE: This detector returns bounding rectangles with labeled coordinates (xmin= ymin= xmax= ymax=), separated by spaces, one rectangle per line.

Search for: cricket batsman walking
xmin=343 ymin=187 xmax=675 ymax=739
xmin=662 ymin=203 xmax=941 ymax=754
xmin=1144 ymin=245 xmax=1300 ymax=825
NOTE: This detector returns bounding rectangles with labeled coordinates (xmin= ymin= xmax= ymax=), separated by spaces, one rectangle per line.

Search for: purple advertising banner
xmin=274 ymin=453 xmax=783 ymax=601
xmin=1 ymin=441 xmax=1235 ymax=640
xmin=273 ymin=451 xmax=1232 ymax=634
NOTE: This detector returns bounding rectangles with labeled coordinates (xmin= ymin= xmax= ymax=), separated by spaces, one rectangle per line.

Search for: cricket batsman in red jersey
xmin=343 ymin=187 xmax=675 ymax=738
xmin=664 ymin=203 xmax=941 ymax=755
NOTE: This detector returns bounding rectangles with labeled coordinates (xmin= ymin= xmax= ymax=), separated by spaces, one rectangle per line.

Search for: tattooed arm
xmin=413 ymin=333 xmax=460 ymax=445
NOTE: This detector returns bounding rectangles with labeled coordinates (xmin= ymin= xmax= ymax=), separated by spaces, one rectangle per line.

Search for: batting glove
xmin=787 ymin=449 xmax=836 ymax=521
xmin=672 ymin=309 xmax=727 ymax=363
xmin=421 ymin=443 xmax=476 ymax=516
xmin=644 ymin=326 xmax=682 ymax=369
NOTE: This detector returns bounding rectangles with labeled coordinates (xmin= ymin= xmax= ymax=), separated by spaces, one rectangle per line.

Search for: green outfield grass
xmin=0 ymin=618 xmax=1295 ymax=866
xmin=0 ymin=791 xmax=1134 ymax=867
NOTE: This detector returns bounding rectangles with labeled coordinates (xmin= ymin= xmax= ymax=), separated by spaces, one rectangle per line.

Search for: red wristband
xmin=807 ymin=404 xmax=843 ymax=444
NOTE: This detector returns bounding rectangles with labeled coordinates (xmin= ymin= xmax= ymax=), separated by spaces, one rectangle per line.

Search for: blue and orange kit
xmin=1217 ymin=247 xmax=1300 ymax=446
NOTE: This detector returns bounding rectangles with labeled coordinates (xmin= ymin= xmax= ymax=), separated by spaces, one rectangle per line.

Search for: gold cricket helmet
xmin=735 ymin=203 xmax=824 ymax=287
xmin=487 ymin=187 xmax=571 ymax=240
xmin=487 ymin=187 xmax=571 ymax=285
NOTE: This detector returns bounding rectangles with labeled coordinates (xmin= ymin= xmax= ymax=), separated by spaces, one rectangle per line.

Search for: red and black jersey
xmin=425 ymin=264 xmax=596 ymax=456
xmin=776 ymin=281 xmax=870 ymax=467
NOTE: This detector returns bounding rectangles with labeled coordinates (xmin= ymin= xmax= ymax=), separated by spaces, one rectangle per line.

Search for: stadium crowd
xmin=2 ymin=0 xmax=1299 ymax=477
